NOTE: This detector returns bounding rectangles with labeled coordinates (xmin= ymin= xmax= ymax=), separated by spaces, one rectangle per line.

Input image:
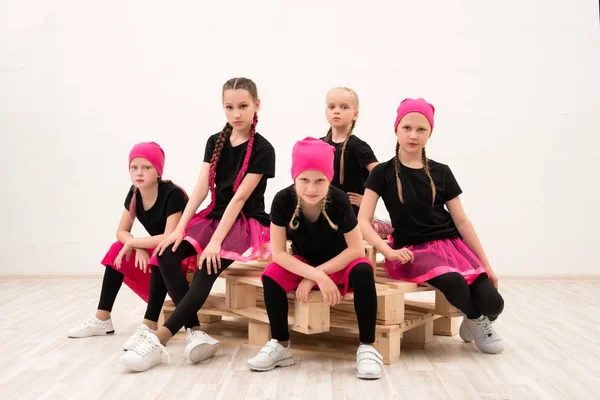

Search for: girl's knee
xmin=349 ymin=263 xmax=374 ymax=280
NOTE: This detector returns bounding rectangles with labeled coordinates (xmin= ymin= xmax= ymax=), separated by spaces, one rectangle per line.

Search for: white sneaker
xmin=247 ymin=339 xmax=294 ymax=371
xmin=464 ymin=316 xmax=504 ymax=354
xmin=459 ymin=318 xmax=473 ymax=342
xmin=356 ymin=344 xmax=383 ymax=380
xmin=123 ymin=324 xmax=154 ymax=351
xmin=183 ymin=329 xmax=220 ymax=364
xmin=67 ymin=317 xmax=114 ymax=338
xmin=120 ymin=331 xmax=170 ymax=372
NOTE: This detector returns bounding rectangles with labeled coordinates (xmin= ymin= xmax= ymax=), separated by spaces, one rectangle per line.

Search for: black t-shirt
xmin=124 ymin=181 xmax=187 ymax=236
xmin=365 ymin=158 xmax=462 ymax=248
xmin=270 ymin=185 xmax=358 ymax=266
xmin=202 ymin=132 xmax=275 ymax=226
xmin=320 ymin=135 xmax=378 ymax=215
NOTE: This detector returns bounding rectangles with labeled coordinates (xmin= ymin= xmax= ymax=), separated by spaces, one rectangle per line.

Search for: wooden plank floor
xmin=0 ymin=277 xmax=599 ymax=400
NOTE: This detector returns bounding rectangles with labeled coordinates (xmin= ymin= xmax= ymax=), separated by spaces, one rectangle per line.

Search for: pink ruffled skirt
xmin=384 ymin=237 xmax=487 ymax=284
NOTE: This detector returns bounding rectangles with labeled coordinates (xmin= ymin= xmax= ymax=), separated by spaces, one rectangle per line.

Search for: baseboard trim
xmin=1 ymin=274 xmax=599 ymax=281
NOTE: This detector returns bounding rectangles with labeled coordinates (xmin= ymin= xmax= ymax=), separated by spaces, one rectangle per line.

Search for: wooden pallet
xmin=161 ymin=242 xmax=463 ymax=364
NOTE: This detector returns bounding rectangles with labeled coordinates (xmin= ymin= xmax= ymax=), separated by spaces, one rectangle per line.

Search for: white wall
xmin=2 ymin=0 xmax=599 ymax=276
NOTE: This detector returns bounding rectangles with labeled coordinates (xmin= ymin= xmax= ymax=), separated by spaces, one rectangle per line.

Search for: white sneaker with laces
xmin=67 ymin=317 xmax=114 ymax=338
xmin=356 ymin=344 xmax=383 ymax=379
xmin=183 ymin=329 xmax=220 ymax=363
xmin=123 ymin=324 xmax=154 ymax=351
xmin=119 ymin=331 xmax=170 ymax=372
xmin=247 ymin=339 xmax=294 ymax=371
xmin=464 ymin=316 xmax=504 ymax=354
xmin=459 ymin=318 xmax=473 ymax=342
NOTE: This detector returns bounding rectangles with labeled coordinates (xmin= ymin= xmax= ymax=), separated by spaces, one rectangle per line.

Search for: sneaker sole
xmin=185 ymin=342 xmax=220 ymax=364
xmin=476 ymin=344 xmax=504 ymax=354
xmin=67 ymin=330 xmax=115 ymax=338
xmin=120 ymin=356 xmax=162 ymax=372
xmin=357 ymin=372 xmax=382 ymax=380
xmin=247 ymin=357 xmax=295 ymax=371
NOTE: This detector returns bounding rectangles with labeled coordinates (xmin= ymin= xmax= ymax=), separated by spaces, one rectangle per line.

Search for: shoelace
xmin=187 ymin=329 xmax=206 ymax=343
xmin=130 ymin=332 xmax=171 ymax=365
xmin=479 ymin=318 xmax=494 ymax=337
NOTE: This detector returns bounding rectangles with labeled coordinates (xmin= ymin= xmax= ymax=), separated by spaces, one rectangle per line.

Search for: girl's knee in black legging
xmin=163 ymin=258 xmax=234 ymax=336
xmin=470 ymin=274 xmax=504 ymax=319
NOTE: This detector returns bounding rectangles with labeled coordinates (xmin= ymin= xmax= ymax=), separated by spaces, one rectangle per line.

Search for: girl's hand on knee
xmin=157 ymin=228 xmax=184 ymax=256
xmin=198 ymin=240 xmax=222 ymax=275
xmin=296 ymin=278 xmax=316 ymax=304
xmin=316 ymin=275 xmax=342 ymax=306
xmin=384 ymin=248 xmax=414 ymax=264
xmin=115 ymin=244 xmax=133 ymax=269
xmin=135 ymin=249 xmax=150 ymax=273
xmin=487 ymin=270 xmax=499 ymax=289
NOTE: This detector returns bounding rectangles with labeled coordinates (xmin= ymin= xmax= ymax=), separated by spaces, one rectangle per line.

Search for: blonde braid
xmin=339 ymin=120 xmax=356 ymax=185
xmin=289 ymin=193 xmax=302 ymax=230
xmin=421 ymin=148 xmax=436 ymax=205
xmin=321 ymin=192 xmax=339 ymax=231
xmin=325 ymin=127 xmax=333 ymax=143
xmin=394 ymin=142 xmax=404 ymax=204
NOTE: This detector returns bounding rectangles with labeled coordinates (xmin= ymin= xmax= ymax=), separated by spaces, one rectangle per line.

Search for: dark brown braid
xmin=394 ymin=142 xmax=404 ymax=204
xmin=200 ymin=77 xmax=259 ymax=217
xmin=421 ymin=148 xmax=436 ymax=205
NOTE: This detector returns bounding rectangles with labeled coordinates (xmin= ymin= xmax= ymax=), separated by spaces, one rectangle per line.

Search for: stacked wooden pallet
xmin=161 ymin=243 xmax=466 ymax=364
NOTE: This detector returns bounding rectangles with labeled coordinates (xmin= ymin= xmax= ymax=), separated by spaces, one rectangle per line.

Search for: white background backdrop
xmin=2 ymin=0 xmax=599 ymax=276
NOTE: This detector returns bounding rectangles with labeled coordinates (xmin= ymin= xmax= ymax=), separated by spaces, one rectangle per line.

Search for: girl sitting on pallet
xmin=358 ymin=98 xmax=505 ymax=354
xmin=321 ymin=87 xmax=393 ymax=239
xmin=247 ymin=137 xmax=383 ymax=380
xmin=119 ymin=77 xmax=276 ymax=372
xmin=67 ymin=142 xmax=198 ymax=349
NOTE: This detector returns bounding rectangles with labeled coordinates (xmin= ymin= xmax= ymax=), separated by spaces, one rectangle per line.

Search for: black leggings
xmin=427 ymin=273 xmax=504 ymax=320
xmin=262 ymin=263 xmax=377 ymax=344
xmin=156 ymin=241 xmax=234 ymax=335
xmin=97 ymin=265 xmax=170 ymax=323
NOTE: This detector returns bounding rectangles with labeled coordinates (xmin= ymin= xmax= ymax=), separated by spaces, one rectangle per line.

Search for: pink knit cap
xmin=291 ymin=137 xmax=335 ymax=182
xmin=128 ymin=142 xmax=165 ymax=176
xmin=394 ymin=98 xmax=435 ymax=133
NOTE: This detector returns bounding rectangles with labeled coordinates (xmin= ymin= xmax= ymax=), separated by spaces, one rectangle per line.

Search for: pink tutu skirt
xmin=384 ymin=237 xmax=487 ymax=284
xmin=183 ymin=215 xmax=270 ymax=262
xmin=262 ymin=255 xmax=372 ymax=296
xmin=101 ymin=241 xmax=195 ymax=302
xmin=372 ymin=218 xmax=394 ymax=240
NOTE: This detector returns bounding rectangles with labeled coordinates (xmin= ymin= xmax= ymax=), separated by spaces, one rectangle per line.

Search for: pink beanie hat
xmin=394 ymin=98 xmax=435 ymax=133
xmin=128 ymin=142 xmax=165 ymax=177
xmin=291 ymin=137 xmax=335 ymax=182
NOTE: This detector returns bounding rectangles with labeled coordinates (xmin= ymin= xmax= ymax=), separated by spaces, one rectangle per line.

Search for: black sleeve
xmin=333 ymin=190 xmax=358 ymax=233
xmin=246 ymin=139 xmax=276 ymax=178
xmin=123 ymin=186 xmax=135 ymax=210
xmin=364 ymin=164 xmax=385 ymax=196
xmin=355 ymin=139 xmax=378 ymax=168
xmin=442 ymin=166 xmax=463 ymax=201
xmin=269 ymin=190 xmax=289 ymax=227
xmin=202 ymin=135 xmax=216 ymax=164
xmin=164 ymin=188 xmax=187 ymax=217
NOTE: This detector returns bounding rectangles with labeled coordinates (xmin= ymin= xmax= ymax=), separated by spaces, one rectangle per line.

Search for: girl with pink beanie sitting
xmin=247 ymin=137 xmax=382 ymax=380
xmin=67 ymin=142 xmax=197 ymax=351
xmin=358 ymin=98 xmax=505 ymax=355
xmin=119 ymin=77 xmax=276 ymax=372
